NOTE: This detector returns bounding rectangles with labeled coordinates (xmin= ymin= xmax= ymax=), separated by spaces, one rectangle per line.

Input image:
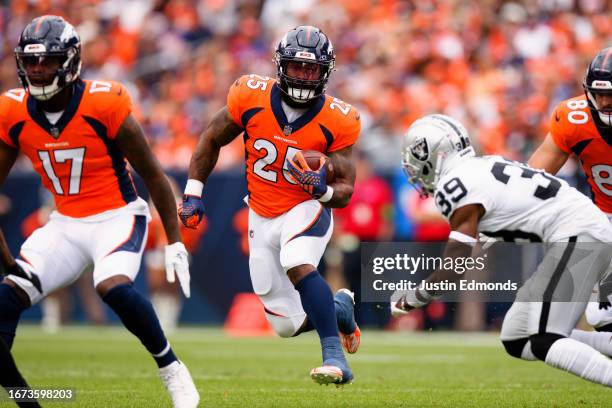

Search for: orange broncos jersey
xmin=0 ymin=79 xmax=137 ymax=218
xmin=227 ymin=74 xmax=361 ymax=218
xmin=549 ymin=95 xmax=612 ymax=213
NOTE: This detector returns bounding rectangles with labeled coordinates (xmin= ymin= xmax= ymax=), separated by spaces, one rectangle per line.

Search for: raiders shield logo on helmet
xmin=410 ymin=138 xmax=429 ymax=161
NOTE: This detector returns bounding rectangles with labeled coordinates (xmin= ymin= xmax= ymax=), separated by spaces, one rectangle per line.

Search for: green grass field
xmin=4 ymin=326 xmax=612 ymax=407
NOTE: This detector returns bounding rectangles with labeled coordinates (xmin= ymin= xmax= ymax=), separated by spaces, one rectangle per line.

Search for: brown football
xmin=301 ymin=150 xmax=335 ymax=183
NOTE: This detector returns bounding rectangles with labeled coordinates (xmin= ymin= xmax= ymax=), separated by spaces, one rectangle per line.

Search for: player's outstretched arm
xmin=0 ymin=142 xmax=43 ymax=292
xmin=392 ymin=204 xmax=483 ymax=315
xmin=116 ymin=114 xmax=181 ymax=243
xmin=116 ymin=114 xmax=193 ymax=296
xmin=325 ymin=146 xmax=356 ymax=208
xmin=527 ymin=132 xmax=569 ymax=174
xmin=0 ymin=140 xmax=17 ymax=186
xmin=179 ymin=107 xmax=243 ymax=228
xmin=188 ymin=106 xmax=243 ymax=184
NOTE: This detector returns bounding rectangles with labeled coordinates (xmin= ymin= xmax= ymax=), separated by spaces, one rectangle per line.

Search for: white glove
xmin=165 ymin=242 xmax=191 ymax=298
xmin=390 ymin=291 xmax=413 ymax=317
xmin=390 ymin=289 xmax=432 ymax=316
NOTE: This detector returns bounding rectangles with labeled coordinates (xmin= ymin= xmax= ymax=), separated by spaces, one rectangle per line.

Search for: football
xmin=300 ymin=150 xmax=335 ymax=182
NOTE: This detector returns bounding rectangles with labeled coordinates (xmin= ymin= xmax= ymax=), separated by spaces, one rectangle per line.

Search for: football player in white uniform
xmin=393 ymin=114 xmax=612 ymax=387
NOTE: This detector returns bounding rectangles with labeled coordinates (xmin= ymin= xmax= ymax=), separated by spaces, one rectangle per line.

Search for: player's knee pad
xmin=529 ymin=333 xmax=565 ymax=361
xmin=501 ymin=338 xmax=537 ymax=361
xmin=249 ymin=250 xmax=275 ymax=296
xmin=265 ymin=314 xmax=304 ymax=338
xmin=501 ymin=338 xmax=528 ymax=359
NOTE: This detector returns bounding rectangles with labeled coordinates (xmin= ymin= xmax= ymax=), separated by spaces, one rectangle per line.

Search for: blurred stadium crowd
xmin=0 ymin=0 xmax=609 ymax=172
xmin=0 ymin=0 xmax=610 ymax=329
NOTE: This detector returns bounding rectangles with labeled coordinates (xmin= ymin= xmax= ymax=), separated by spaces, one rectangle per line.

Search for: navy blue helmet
xmin=274 ymin=26 xmax=335 ymax=104
xmin=15 ymin=15 xmax=82 ymax=100
xmin=583 ymin=47 xmax=612 ymax=126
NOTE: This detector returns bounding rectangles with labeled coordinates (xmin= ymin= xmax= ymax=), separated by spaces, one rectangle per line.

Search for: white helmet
xmin=401 ymin=114 xmax=474 ymax=196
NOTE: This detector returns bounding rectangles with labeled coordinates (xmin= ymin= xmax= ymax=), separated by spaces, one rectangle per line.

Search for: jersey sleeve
xmin=89 ymin=81 xmax=133 ymax=140
xmin=0 ymin=91 xmax=25 ymax=149
xmin=0 ymin=95 xmax=14 ymax=148
xmin=548 ymin=101 xmax=574 ymax=154
xmin=434 ymin=168 xmax=495 ymax=221
xmin=328 ymin=105 xmax=361 ymax=153
xmin=226 ymin=75 xmax=251 ymax=128
xmin=106 ymin=82 xmax=133 ymax=139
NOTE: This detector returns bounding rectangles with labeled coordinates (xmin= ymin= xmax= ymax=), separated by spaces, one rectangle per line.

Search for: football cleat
xmin=159 ymin=360 xmax=200 ymax=408
xmin=341 ymin=325 xmax=361 ymax=355
xmin=335 ymin=289 xmax=361 ymax=354
xmin=310 ymin=365 xmax=343 ymax=385
xmin=315 ymin=338 xmax=354 ymax=385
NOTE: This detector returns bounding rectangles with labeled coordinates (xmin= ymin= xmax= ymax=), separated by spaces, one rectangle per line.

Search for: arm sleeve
xmin=226 ymin=76 xmax=249 ymax=128
xmin=548 ymin=104 xmax=572 ymax=154
xmin=105 ymin=82 xmax=133 ymax=139
xmin=328 ymin=107 xmax=361 ymax=153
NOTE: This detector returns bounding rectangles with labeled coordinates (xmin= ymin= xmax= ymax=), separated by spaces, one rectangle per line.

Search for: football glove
xmin=286 ymin=153 xmax=328 ymax=199
xmin=178 ymin=195 xmax=205 ymax=229
xmin=165 ymin=242 xmax=191 ymax=298
xmin=390 ymin=289 xmax=434 ymax=316
xmin=390 ymin=292 xmax=416 ymax=316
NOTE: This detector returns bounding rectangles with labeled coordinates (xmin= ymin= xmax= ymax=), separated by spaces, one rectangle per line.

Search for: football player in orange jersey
xmin=179 ymin=26 xmax=360 ymax=384
xmin=529 ymin=48 xmax=612 ymax=337
xmin=0 ymin=16 xmax=198 ymax=407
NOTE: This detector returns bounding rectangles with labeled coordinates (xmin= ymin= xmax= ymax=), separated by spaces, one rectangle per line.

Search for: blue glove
xmin=178 ymin=195 xmax=205 ymax=228
xmin=286 ymin=152 xmax=328 ymax=199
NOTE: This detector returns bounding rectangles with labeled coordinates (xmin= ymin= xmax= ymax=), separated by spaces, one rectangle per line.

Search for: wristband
xmin=449 ymin=230 xmax=478 ymax=246
xmin=404 ymin=287 xmax=435 ymax=308
xmin=184 ymin=179 xmax=204 ymax=197
xmin=317 ymin=186 xmax=334 ymax=203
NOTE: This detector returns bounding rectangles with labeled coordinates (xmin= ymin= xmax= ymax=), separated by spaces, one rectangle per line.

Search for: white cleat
xmin=159 ymin=360 xmax=200 ymax=408
xmin=310 ymin=365 xmax=343 ymax=385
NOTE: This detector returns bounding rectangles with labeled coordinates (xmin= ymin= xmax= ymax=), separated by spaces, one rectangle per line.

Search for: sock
xmin=0 ymin=284 xmax=27 ymax=348
xmin=0 ymin=337 xmax=27 ymax=387
xmin=298 ymin=296 xmax=357 ymax=336
xmin=545 ymin=337 xmax=612 ymax=386
xmin=294 ymin=271 xmax=340 ymax=340
xmin=334 ymin=291 xmax=357 ymax=334
xmin=570 ymin=329 xmax=612 ymax=357
xmin=102 ymin=284 xmax=177 ymax=368
xmin=0 ymin=338 xmax=42 ymax=408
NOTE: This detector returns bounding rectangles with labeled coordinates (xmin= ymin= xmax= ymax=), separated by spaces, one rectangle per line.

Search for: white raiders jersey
xmin=434 ymin=156 xmax=612 ymax=242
